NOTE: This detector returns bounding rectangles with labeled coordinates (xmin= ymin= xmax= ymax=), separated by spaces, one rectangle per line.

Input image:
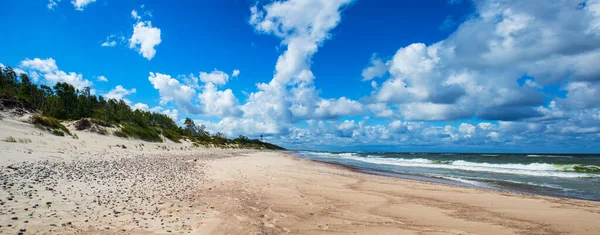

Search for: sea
xmin=290 ymin=151 xmax=600 ymax=201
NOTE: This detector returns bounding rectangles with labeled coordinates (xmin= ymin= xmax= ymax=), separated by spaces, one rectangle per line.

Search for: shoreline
xmin=288 ymin=151 xmax=600 ymax=202
xmin=288 ymin=153 xmax=600 ymax=203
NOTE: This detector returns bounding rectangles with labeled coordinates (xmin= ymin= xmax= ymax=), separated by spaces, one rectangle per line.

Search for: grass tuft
xmin=114 ymin=130 xmax=128 ymax=138
xmin=120 ymin=125 xmax=162 ymax=142
xmin=51 ymin=129 xmax=65 ymax=136
xmin=4 ymin=136 xmax=17 ymax=143
xmin=31 ymin=114 xmax=71 ymax=136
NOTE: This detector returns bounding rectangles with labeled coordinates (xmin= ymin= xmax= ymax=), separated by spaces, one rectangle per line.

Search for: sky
xmin=1 ymin=0 xmax=600 ymax=153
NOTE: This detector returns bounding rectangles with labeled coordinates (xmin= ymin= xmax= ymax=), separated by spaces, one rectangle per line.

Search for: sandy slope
xmin=0 ymin=114 xmax=251 ymax=234
xmin=1 ymin=114 xmax=600 ymax=234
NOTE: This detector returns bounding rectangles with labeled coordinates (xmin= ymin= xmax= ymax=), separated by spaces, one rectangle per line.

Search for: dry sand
xmin=1 ymin=113 xmax=600 ymax=234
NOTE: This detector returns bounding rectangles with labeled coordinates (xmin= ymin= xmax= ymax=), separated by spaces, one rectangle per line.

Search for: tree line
xmin=0 ymin=65 xmax=284 ymax=149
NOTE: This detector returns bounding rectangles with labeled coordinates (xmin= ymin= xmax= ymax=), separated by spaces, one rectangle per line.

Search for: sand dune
xmin=1 ymin=114 xmax=600 ymax=234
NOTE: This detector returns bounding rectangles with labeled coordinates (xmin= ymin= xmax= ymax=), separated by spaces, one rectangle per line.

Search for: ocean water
xmin=291 ymin=151 xmax=600 ymax=201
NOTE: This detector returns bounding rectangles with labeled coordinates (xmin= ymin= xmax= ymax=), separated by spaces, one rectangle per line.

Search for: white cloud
xmin=19 ymin=58 xmax=93 ymax=90
xmin=313 ymin=97 xmax=363 ymax=119
xmin=363 ymin=0 xmax=600 ymax=123
xmin=128 ymin=8 xmax=161 ymax=61
xmin=103 ymin=85 xmax=136 ymax=103
xmin=129 ymin=21 xmax=161 ymax=60
xmin=361 ymin=54 xmax=388 ymax=81
xmin=199 ymin=70 xmax=230 ymax=85
xmin=101 ymin=35 xmax=124 ymax=47
xmin=71 ymin=0 xmax=95 ymax=11
xmin=232 ymin=69 xmax=240 ymax=77
xmin=198 ymin=83 xmax=241 ymax=117
xmin=131 ymin=10 xmax=141 ymax=20
xmin=101 ymin=41 xmax=116 ymax=47
xmin=96 ymin=75 xmax=108 ymax=82
xmin=161 ymin=109 xmax=179 ymax=121
xmin=132 ymin=102 xmax=149 ymax=111
xmin=48 ymin=0 xmax=60 ymax=9
xmin=240 ymin=0 xmax=354 ymax=129
xmin=148 ymin=72 xmax=199 ymax=113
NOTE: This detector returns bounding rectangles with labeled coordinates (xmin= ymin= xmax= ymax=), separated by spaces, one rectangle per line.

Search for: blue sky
xmin=1 ymin=0 xmax=600 ymax=153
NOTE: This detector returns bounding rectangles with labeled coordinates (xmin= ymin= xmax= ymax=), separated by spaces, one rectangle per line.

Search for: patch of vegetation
xmin=113 ymin=130 xmax=128 ymax=138
xmin=18 ymin=138 xmax=32 ymax=143
xmin=120 ymin=125 xmax=162 ymax=142
xmin=162 ymin=129 xmax=182 ymax=143
xmin=4 ymin=136 xmax=17 ymax=143
xmin=92 ymin=126 xmax=108 ymax=135
xmin=51 ymin=129 xmax=65 ymax=136
xmin=31 ymin=114 xmax=71 ymax=136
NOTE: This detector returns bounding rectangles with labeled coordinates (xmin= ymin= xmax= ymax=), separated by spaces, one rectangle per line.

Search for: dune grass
xmin=31 ymin=114 xmax=71 ymax=136
xmin=116 ymin=125 xmax=163 ymax=142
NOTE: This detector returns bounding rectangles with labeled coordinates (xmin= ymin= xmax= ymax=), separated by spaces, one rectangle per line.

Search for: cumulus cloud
xmin=148 ymin=69 xmax=242 ymax=118
xmin=72 ymin=0 xmax=95 ymax=11
xmin=126 ymin=7 xmax=161 ymax=60
xmin=161 ymin=109 xmax=180 ymax=121
xmin=361 ymin=54 xmax=388 ymax=81
xmin=362 ymin=0 xmax=600 ymax=124
xmin=199 ymin=70 xmax=230 ymax=85
xmin=313 ymin=97 xmax=363 ymax=119
xmin=238 ymin=0 xmax=356 ymax=132
xmin=148 ymin=72 xmax=199 ymax=113
xmin=19 ymin=58 xmax=93 ymax=90
xmin=232 ymin=69 xmax=240 ymax=77
xmin=197 ymin=83 xmax=241 ymax=117
xmin=129 ymin=21 xmax=161 ymax=60
xmin=96 ymin=75 xmax=108 ymax=82
xmin=103 ymin=85 xmax=136 ymax=103
xmin=132 ymin=102 xmax=149 ymax=111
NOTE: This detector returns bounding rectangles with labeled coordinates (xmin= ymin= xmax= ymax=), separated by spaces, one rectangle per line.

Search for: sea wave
xmin=527 ymin=154 xmax=573 ymax=158
xmin=301 ymin=152 xmax=599 ymax=178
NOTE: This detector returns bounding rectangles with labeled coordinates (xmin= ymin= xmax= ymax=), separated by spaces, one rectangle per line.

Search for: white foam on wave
xmin=527 ymin=154 xmax=572 ymax=158
xmin=439 ymin=176 xmax=492 ymax=188
xmin=321 ymin=154 xmax=596 ymax=178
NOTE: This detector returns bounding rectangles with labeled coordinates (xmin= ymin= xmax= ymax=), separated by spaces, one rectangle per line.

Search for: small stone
xmin=11 ymin=217 xmax=18 ymax=220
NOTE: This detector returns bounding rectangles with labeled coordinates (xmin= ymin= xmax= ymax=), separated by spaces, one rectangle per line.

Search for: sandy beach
xmin=1 ymin=115 xmax=600 ymax=234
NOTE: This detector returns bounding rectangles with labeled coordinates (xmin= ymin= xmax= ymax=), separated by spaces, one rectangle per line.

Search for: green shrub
xmin=31 ymin=114 xmax=71 ymax=136
xmin=18 ymin=138 xmax=32 ymax=143
xmin=97 ymin=127 xmax=108 ymax=135
xmin=114 ymin=130 xmax=128 ymax=138
xmin=161 ymin=129 xmax=182 ymax=143
xmin=4 ymin=137 xmax=17 ymax=143
xmin=51 ymin=129 xmax=65 ymax=136
xmin=120 ymin=125 xmax=162 ymax=142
